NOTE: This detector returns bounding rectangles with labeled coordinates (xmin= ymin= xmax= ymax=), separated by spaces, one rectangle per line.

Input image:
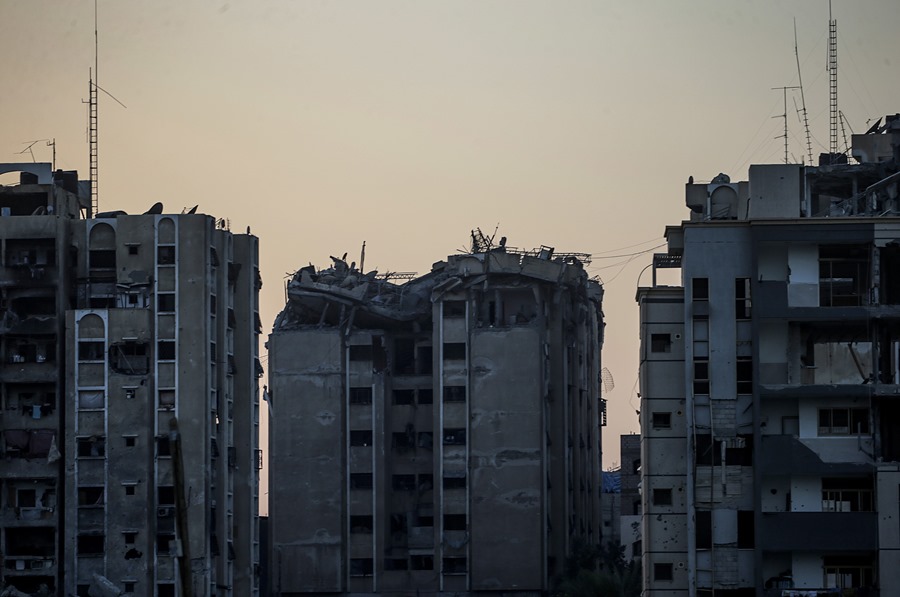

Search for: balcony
xmin=758 ymin=512 xmax=876 ymax=551
xmin=760 ymin=435 xmax=873 ymax=476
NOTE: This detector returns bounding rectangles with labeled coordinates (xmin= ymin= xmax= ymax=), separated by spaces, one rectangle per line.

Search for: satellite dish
xmin=601 ymin=367 xmax=615 ymax=394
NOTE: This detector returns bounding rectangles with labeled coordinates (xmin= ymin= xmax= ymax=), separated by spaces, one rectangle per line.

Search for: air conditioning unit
xmin=158 ymin=507 xmax=174 ymax=518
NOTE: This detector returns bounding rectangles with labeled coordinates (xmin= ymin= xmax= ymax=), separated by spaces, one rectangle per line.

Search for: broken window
xmin=735 ymin=278 xmax=752 ymax=319
xmin=822 ymin=477 xmax=874 ymax=512
xmin=89 ymin=249 xmax=116 ymax=270
xmin=692 ymin=278 xmax=709 ymax=300
xmin=695 ymin=435 xmax=723 ymax=466
xmin=737 ymin=510 xmax=754 ymax=548
xmin=443 ymin=386 xmax=466 ymax=402
xmin=157 ymin=486 xmax=175 ymax=506
xmin=157 ymin=584 xmax=175 ymax=597
xmin=349 ymin=515 xmax=374 ymax=533
xmin=651 ymin=412 xmax=671 ymax=429
xmin=349 ymin=387 xmax=372 ymax=405
xmin=650 ymin=333 xmax=672 ymax=353
xmin=156 ymin=533 xmax=175 ymax=555
xmin=393 ymin=338 xmax=415 ymax=375
xmin=109 ymin=341 xmax=150 ymax=375
xmin=819 ymin=407 xmax=869 ymax=435
xmin=156 ymin=435 xmax=171 ymax=457
xmin=820 ymin=245 xmax=870 ymax=307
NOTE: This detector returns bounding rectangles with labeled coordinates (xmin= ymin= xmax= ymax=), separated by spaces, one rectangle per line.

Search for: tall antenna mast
xmin=793 ymin=19 xmax=814 ymax=165
xmin=772 ymin=86 xmax=800 ymax=164
xmin=89 ymin=0 xmax=99 ymax=217
xmin=827 ymin=0 xmax=839 ymax=159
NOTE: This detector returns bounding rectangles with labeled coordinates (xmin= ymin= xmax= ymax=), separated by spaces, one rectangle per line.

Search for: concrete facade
xmin=268 ymin=241 xmax=604 ymax=595
xmin=638 ymin=115 xmax=900 ymax=597
xmin=0 ymin=167 xmax=261 ymax=597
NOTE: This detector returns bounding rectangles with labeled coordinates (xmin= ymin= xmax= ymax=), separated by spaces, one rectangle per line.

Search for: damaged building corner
xmin=268 ymin=235 xmax=605 ymax=594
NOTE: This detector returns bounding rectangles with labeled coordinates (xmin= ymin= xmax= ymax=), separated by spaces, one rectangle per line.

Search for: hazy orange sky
xmin=3 ymin=1 xmax=899 ymax=513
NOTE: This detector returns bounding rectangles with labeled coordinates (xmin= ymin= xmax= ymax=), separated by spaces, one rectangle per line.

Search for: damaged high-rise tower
xmin=267 ymin=238 xmax=604 ymax=594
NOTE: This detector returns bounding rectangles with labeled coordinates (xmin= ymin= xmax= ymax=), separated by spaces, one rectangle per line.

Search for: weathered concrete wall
xmin=469 ymin=327 xmax=543 ymax=590
xmin=270 ymin=330 xmax=344 ymax=593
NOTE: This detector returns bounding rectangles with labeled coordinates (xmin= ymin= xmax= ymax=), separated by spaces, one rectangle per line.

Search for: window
xmin=417 ymin=431 xmax=433 ymax=449
xmin=123 ymin=582 xmax=136 ymax=593
xmin=77 ymin=437 xmax=105 ymax=458
xmin=695 ymin=434 xmax=722 ymax=466
xmin=349 ymin=387 xmax=372 ymax=405
xmin=78 ymin=390 xmax=104 ymax=410
xmin=654 ymin=563 xmax=674 ymax=582
xmin=693 ymin=359 xmax=710 ymax=394
xmin=158 ymin=486 xmax=175 ymax=506
xmin=443 ymin=475 xmax=467 ymax=490
xmin=350 ymin=473 xmax=373 ymax=490
xmin=349 ymin=558 xmax=373 ymax=577
xmin=392 ymin=431 xmax=414 ymax=450
xmin=443 ymin=557 xmax=467 ymax=574
xmin=393 ymin=389 xmax=414 ymax=405
xmin=349 ymin=515 xmax=373 ymax=533
xmin=157 ymin=584 xmax=175 ymax=597
xmin=443 ymin=386 xmax=466 ymax=402
xmin=393 ymin=338 xmax=415 ymax=375
xmin=737 ymin=510 xmax=754 ymax=548
xmin=651 ymin=412 xmax=671 ymax=429
xmin=692 ymin=278 xmax=709 ymax=300
xmin=385 ymin=558 xmax=409 ymax=571
xmin=158 ymin=293 xmax=175 ymax=312
xmin=735 ymin=278 xmax=751 ymax=319
xmin=350 ymin=430 xmax=373 ymax=447
xmin=157 ymin=533 xmax=175 ymax=554
xmin=127 ymin=244 xmax=139 ymax=255
xmin=78 ymin=486 xmax=105 ymax=507
xmin=411 ymin=555 xmax=433 ymax=570
xmin=77 ymin=534 xmax=105 ymax=556
xmin=443 ymin=514 xmax=467 ymax=531
xmin=822 ymin=477 xmax=874 ymax=512
xmin=443 ymin=301 xmax=466 ymax=318
xmin=696 ymin=510 xmax=711 ymax=548
xmin=124 ymin=485 xmax=136 ymax=496
xmin=157 ymin=341 xmax=175 ymax=360
xmin=819 ymin=245 xmax=869 ymax=307
xmin=159 ymin=390 xmax=175 ymax=410
xmin=418 ymin=389 xmax=433 ymax=404
xmin=124 ymin=435 xmax=136 ymax=447
xmin=16 ymin=488 xmax=36 ymax=507
xmin=109 ymin=341 xmax=150 ymax=375
xmin=819 ymin=407 xmax=869 ymax=435
xmin=443 ymin=343 xmax=466 ymax=360
xmin=157 ymin=246 xmax=175 ymax=265
xmin=156 ymin=435 xmax=171 ymax=457
xmin=418 ymin=474 xmax=433 ymax=491
xmin=124 ymin=532 xmax=137 ymax=545
xmin=78 ymin=341 xmax=105 ymax=361
xmin=650 ymin=333 xmax=672 ymax=353
xmin=349 ymin=344 xmax=373 ymax=361
xmin=652 ymin=488 xmax=673 ymax=506
xmin=736 ymin=358 xmax=753 ymax=394
xmin=823 ymin=556 xmax=875 ymax=589
xmin=443 ymin=428 xmax=466 ymax=446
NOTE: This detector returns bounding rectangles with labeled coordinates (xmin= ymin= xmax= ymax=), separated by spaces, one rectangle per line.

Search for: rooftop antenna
xmin=827 ymin=0 xmax=839 ymax=159
xmin=772 ymin=86 xmax=800 ymax=164
xmin=17 ymin=140 xmax=49 ymax=164
xmin=793 ymin=18 xmax=814 ymax=165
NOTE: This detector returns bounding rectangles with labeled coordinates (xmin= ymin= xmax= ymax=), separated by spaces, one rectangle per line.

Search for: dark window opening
xmin=652 ymin=412 xmax=671 ymax=429
xmin=443 ymin=557 xmax=467 ymax=574
xmin=654 ymin=563 xmax=674 ymax=582
xmin=443 ymin=300 xmax=466 ymax=318
xmin=350 ymin=430 xmax=373 ymax=447
xmin=157 ymin=585 xmax=175 ymax=597
xmin=411 ymin=555 xmax=433 ymax=570
xmin=89 ymin=249 xmax=116 ymax=270
xmin=418 ymin=389 xmax=433 ymax=404
xmin=693 ymin=278 xmax=709 ymax=300
xmin=737 ymin=510 xmax=754 ymax=548
xmin=157 ymin=293 xmax=175 ymax=312
xmin=393 ymin=389 xmax=414 ymax=405
xmin=392 ymin=431 xmax=415 ymax=451
xmin=735 ymin=278 xmax=752 ymax=319
xmin=157 ymin=246 xmax=175 ymax=265
xmin=349 ymin=515 xmax=373 ymax=533
xmin=77 ymin=437 xmax=105 ymax=458
xmin=443 ymin=428 xmax=466 ymax=445
xmin=157 ymin=341 xmax=175 ymax=360
xmin=78 ymin=341 xmax=105 ymax=361
xmin=392 ymin=474 xmax=416 ymax=491
xmin=443 ymin=385 xmax=466 ymax=402
xmin=156 ymin=435 xmax=171 ymax=457
xmin=385 ymin=558 xmax=409 ymax=571
xmin=394 ymin=338 xmax=415 ymax=375
xmin=350 ymin=473 xmax=373 ymax=490
xmin=157 ymin=486 xmax=175 ymax=506
xmin=819 ymin=407 xmax=869 ymax=435
xmin=77 ymin=534 xmax=105 ymax=556
xmin=736 ymin=358 xmax=753 ymax=394
xmin=819 ymin=245 xmax=869 ymax=307
xmin=443 ymin=343 xmax=466 ymax=360
xmin=694 ymin=360 xmax=710 ymax=394
xmin=156 ymin=533 xmax=175 ymax=555
xmin=109 ymin=341 xmax=150 ymax=375
xmin=349 ymin=558 xmax=373 ymax=577
xmin=418 ymin=474 xmax=433 ymax=492
xmin=417 ymin=346 xmax=433 ymax=374
xmin=696 ymin=510 xmax=712 ymax=548
xmin=443 ymin=514 xmax=466 ymax=531
xmin=443 ymin=475 xmax=466 ymax=490
xmin=349 ymin=345 xmax=373 ymax=361
xmin=651 ymin=333 xmax=672 ymax=353
xmin=695 ymin=434 xmax=722 ymax=466
xmin=652 ymin=488 xmax=673 ymax=506
xmin=349 ymin=387 xmax=372 ymax=405
xmin=77 ymin=486 xmax=105 ymax=507
xmin=417 ymin=432 xmax=433 ymax=449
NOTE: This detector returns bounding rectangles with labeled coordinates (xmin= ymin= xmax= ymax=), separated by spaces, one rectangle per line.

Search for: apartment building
xmin=637 ymin=115 xmax=900 ymax=597
xmin=0 ymin=164 xmax=261 ymax=597
xmin=268 ymin=239 xmax=604 ymax=595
